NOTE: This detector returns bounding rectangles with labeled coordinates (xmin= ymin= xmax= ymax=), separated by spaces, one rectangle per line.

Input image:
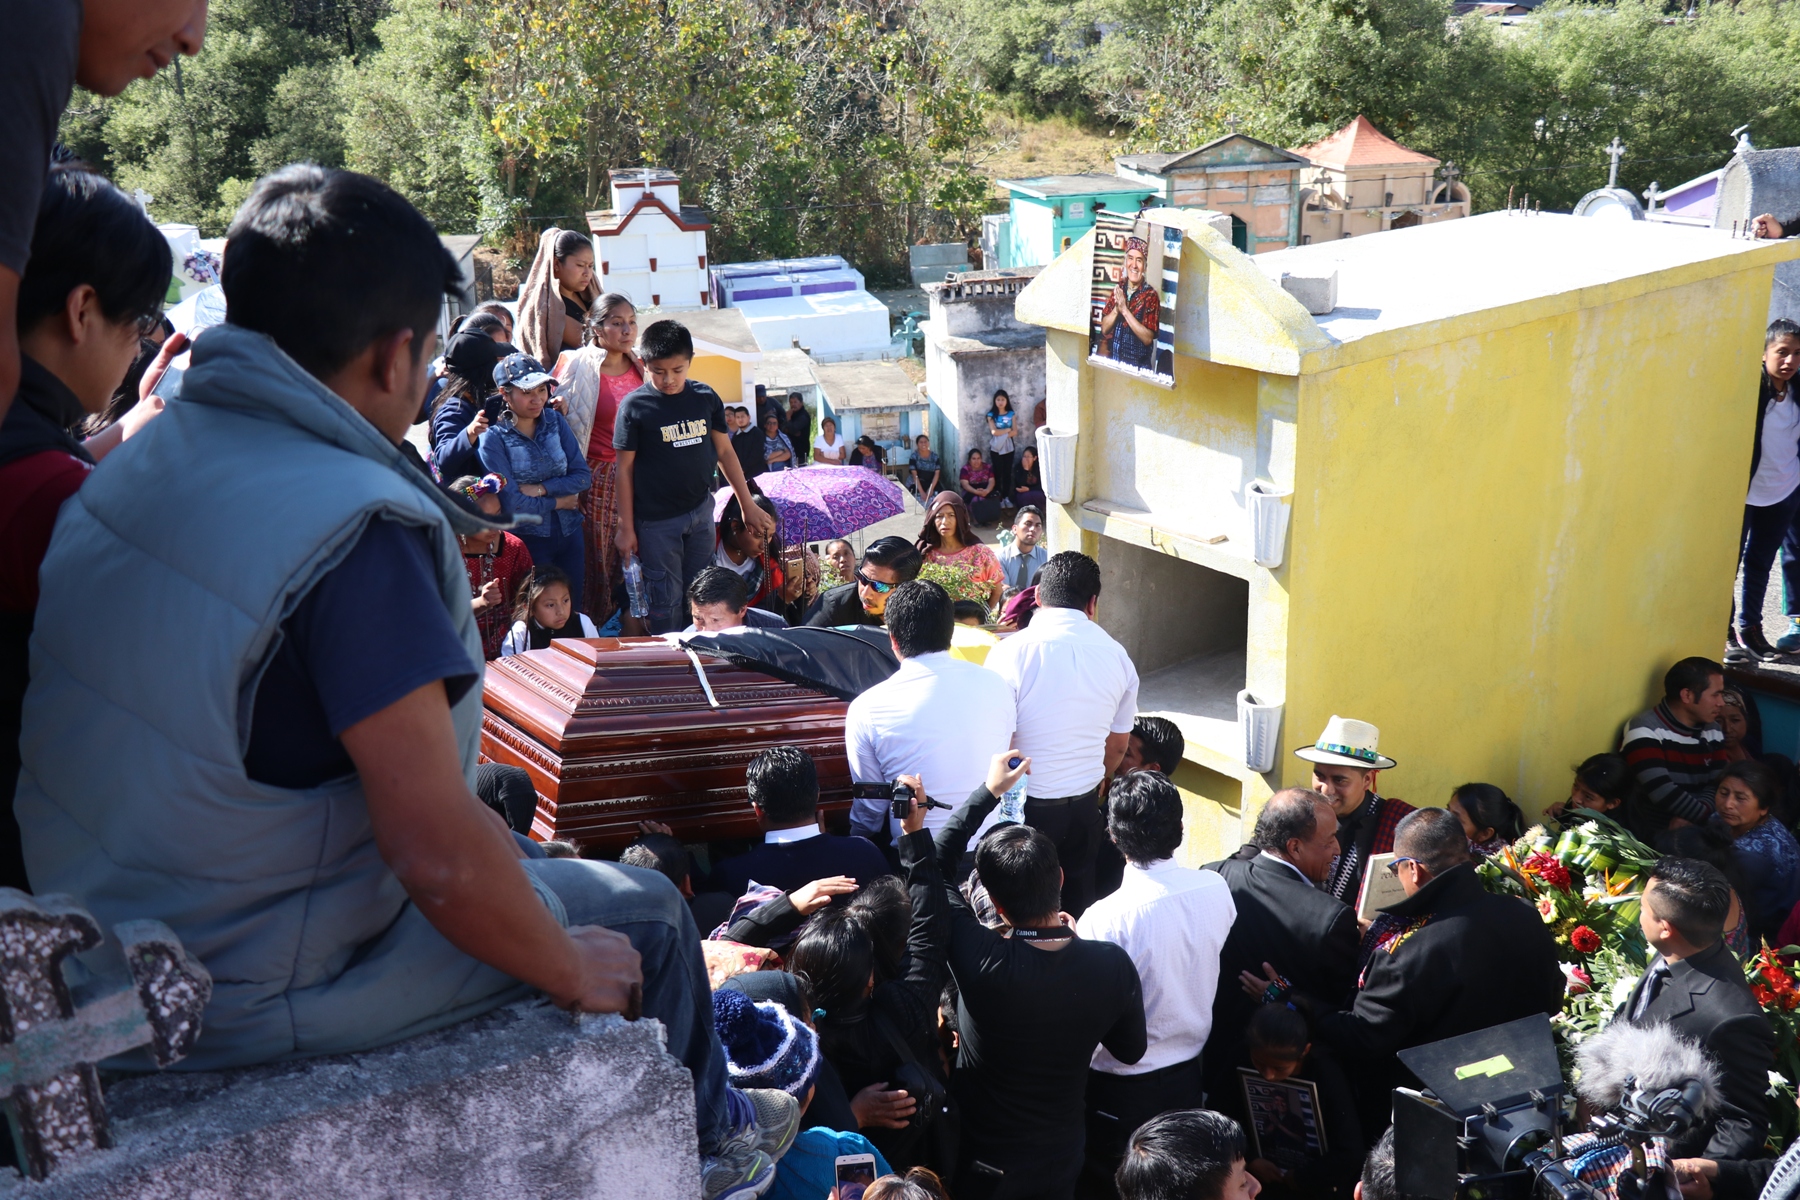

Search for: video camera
xmin=1393 ymin=1015 xmax=1715 ymax=1200
xmin=850 ymin=781 xmax=954 ymax=823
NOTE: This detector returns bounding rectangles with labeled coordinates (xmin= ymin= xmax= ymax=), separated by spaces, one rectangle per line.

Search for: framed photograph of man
xmin=1238 ymin=1068 xmax=1326 ymax=1171
xmin=1088 ymin=210 xmax=1178 ymax=386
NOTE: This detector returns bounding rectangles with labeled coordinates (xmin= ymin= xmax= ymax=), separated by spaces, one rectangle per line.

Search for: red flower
xmin=1570 ymin=926 xmax=1601 ymax=954
xmin=1524 ymin=851 xmax=1572 ymax=890
xmin=1754 ymin=982 xmax=1779 ymax=1007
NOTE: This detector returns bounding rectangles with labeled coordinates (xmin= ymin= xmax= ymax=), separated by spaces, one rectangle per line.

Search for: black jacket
xmin=813 ymin=828 xmax=950 ymax=1172
xmin=707 ymin=831 xmax=892 ymax=900
xmin=1616 ymin=940 xmax=1776 ymax=1160
xmin=1204 ymin=849 xmax=1359 ymax=1090
xmin=1749 ymin=369 xmax=1800 ymax=487
xmin=805 ymin=582 xmax=882 ymax=628
xmin=1313 ymin=865 xmax=1564 ymax=1106
xmin=0 ymin=357 xmax=94 ymax=895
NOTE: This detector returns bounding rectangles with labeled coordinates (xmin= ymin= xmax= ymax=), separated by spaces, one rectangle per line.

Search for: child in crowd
xmin=1447 ymin=783 xmax=1525 ymax=857
xmin=478 ymin=352 xmax=590 ymax=611
xmin=499 ymin=565 xmax=599 ymax=656
xmin=613 ymin=320 xmax=771 ymax=633
xmin=711 ymin=989 xmax=890 ymax=1200
xmin=1544 ymin=753 xmax=1631 ymax=825
xmin=1240 ymin=1004 xmax=1364 ymax=1200
xmin=451 ymin=474 xmax=535 ymax=660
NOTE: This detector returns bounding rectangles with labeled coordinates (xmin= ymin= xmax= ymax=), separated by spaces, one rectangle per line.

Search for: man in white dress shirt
xmin=844 ymin=580 xmax=1015 ymax=843
xmin=984 ymin=550 xmax=1139 ymax=915
xmin=1078 ymin=771 xmax=1235 ymax=1199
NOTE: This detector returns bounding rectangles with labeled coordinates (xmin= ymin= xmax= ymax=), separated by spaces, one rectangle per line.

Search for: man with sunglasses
xmin=1260 ymin=808 xmax=1562 ymax=1125
xmin=804 ymin=534 xmax=921 ymax=628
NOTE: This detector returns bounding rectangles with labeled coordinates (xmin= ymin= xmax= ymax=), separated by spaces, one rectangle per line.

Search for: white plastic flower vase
xmin=1238 ymin=690 xmax=1284 ymax=774
xmin=1247 ymin=481 xmax=1293 ymax=569
xmin=1037 ymin=426 xmax=1078 ymax=505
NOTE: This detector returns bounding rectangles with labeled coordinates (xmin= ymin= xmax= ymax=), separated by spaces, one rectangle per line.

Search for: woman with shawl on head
xmin=916 ymin=491 xmax=1004 ymax=612
xmin=516 ymin=227 xmax=598 ymax=370
xmin=552 ymin=292 xmax=642 ymax=625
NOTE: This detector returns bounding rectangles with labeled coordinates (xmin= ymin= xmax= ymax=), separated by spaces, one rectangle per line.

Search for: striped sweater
xmin=1620 ymin=703 xmax=1728 ymax=826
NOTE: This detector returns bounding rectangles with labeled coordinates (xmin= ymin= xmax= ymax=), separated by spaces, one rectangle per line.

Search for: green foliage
xmin=340 ymin=0 xmax=488 ymax=233
xmin=917 ymin=560 xmax=988 ymax=605
xmin=62 ymin=0 xmax=373 ymax=232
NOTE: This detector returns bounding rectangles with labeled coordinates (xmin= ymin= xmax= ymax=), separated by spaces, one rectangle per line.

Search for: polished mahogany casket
xmin=479 ymin=630 xmax=896 ymax=849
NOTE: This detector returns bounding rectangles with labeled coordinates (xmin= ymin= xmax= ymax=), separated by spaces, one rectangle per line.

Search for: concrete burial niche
xmin=1016 ymin=206 xmax=1800 ymax=862
xmin=0 ymin=1004 xmax=700 ymax=1199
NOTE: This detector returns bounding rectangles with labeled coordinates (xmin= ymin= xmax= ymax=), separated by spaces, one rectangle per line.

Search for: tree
xmin=341 ymin=0 xmax=490 ymax=233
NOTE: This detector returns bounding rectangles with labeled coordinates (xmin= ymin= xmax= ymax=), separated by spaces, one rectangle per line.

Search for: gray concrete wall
xmin=1097 ymin=536 xmax=1248 ymax=674
xmin=5 ymin=1004 xmax=700 ymax=1200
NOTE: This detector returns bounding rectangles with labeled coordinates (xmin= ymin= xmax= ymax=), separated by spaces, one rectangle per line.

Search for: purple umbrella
xmin=714 ymin=464 xmax=906 ymax=544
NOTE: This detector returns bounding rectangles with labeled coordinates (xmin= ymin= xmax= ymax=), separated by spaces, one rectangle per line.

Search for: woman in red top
xmin=451 ymin=474 xmax=536 ymax=659
xmin=552 ymin=292 xmax=643 ymax=625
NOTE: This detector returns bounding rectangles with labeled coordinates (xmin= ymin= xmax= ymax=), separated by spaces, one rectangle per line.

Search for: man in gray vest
xmin=15 ymin=165 xmax=788 ymax=1200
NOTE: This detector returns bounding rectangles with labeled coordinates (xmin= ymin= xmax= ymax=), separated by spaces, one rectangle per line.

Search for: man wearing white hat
xmin=1294 ymin=716 xmax=1414 ymax=907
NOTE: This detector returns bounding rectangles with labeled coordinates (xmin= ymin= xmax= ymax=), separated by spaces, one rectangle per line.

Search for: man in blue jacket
xmin=15 ymin=165 xmax=786 ymax=1200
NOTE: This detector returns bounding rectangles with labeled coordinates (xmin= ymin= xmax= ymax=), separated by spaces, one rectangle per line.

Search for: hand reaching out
xmin=790 ymin=876 xmax=859 ymax=915
xmin=986 ymin=752 xmax=1029 ymax=798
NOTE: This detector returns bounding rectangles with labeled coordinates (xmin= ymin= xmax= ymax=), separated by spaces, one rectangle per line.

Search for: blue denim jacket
xmin=478 ymin=408 xmax=591 ymax=538
xmin=429 ymin=391 xmax=485 ymax=483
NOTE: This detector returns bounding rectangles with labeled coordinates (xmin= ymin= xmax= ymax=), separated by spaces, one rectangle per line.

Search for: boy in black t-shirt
xmin=613 ymin=320 xmax=772 ymax=632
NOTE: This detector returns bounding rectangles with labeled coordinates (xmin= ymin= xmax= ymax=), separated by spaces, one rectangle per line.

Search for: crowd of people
xmin=5 ymin=15 xmax=1800 ymax=1197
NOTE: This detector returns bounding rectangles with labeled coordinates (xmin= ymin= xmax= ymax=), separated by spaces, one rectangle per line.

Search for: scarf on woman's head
xmin=514 ymin=227 xmax=594 ymax=367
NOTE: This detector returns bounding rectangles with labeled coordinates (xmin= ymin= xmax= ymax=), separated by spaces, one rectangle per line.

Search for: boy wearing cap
xmin=1293 ymin=716 xmax=1413 ymax=907
xmin=614 ymin=319 xmax=773 ymax=633
xmin=477 ymin=351 xmax=591 ymax=611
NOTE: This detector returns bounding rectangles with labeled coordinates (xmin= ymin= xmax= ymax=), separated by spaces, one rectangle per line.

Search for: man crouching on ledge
xmin=15 ymin=164 xmax=789 ymax=1200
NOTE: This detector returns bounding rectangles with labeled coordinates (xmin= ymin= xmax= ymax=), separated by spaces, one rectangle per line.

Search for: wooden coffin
xmin=479 ymin=637 xmax=856 ymax=849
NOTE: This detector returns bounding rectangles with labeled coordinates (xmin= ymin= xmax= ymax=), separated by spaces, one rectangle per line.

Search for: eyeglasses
xmin=855 ymin=569 xmax=896 ymax=594
xmin=135 ymin=312 xmax=164 ymax=338
xmin=1385 ymin=856 xmax=1421 ymax=876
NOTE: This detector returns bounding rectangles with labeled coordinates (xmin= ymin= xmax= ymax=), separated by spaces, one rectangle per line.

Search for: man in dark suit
xmin=707 ymin=745 xmax=891 ymax=899
xmin=1203 ymin=788 xmax=1359 ymax=1107
xmin=1616 ymin=856 xmax=1775 ymax=1160
xmin=1306 ymin=808 xmax=1565 ymax=1119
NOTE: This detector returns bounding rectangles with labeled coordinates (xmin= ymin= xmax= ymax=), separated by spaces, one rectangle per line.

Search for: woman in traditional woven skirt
xmin=553 ymin=292 xmax=642 ymax=626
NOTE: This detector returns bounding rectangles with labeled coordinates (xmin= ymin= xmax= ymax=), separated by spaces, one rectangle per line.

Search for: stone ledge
xmin=1 ymin=1002 xmax=699 ymax=1200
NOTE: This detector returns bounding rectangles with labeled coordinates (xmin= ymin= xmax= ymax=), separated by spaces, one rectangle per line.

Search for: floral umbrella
xmin=714 ymin=464 xmax=906 ymax=544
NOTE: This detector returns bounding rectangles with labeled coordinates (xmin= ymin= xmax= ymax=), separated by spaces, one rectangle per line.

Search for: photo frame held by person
xmin=1088 ymin=210 xmax=1178 ymax=387
xmin=1238 ymin=1067 xmax=1326 ymax=1171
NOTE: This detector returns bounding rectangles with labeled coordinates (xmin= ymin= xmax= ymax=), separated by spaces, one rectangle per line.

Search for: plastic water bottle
xmin=622 ymin=555 xmax=649 ymax=619
xmin=998 ymin=756 xmax=1027 ymax=825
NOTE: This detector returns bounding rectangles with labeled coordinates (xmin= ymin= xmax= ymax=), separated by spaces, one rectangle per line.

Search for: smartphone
xmin=780 ymin=543 xmax=805 ymax=574
xmin=481 ymin=392 xmax=504 ymax=422
xmin=833 ymin=1153 xmax=877 ymax=1200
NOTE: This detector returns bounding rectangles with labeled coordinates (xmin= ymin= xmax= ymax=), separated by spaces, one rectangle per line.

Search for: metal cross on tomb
xmin=1606 ymin=137 xmax=1627 ymax=189
xmin=0 ymin=891 xmax=211 ymax=1179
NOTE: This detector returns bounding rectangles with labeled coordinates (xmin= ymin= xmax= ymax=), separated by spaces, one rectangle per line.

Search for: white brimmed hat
xmin=1293 ymin=715 xmax=1396 ymax=771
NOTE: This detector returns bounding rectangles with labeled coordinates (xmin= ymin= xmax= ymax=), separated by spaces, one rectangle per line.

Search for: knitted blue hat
xmin=712 ymin=989 xmax=820 ymax=1098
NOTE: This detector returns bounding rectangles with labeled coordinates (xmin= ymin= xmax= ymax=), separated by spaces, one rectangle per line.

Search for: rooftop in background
xmin=813 ymin=359 xmax=927 ymax=411
xmin=640 ymin=306 xmax=761 ymax=357
xmin=1116 ymin=136 xmax=1310 ymax=176
xmin=1292 ymin=116 xmax=1439 ymax=169
xmin=997 ymin=174 xmax=1162 ymax=199
xmin=1254 ymin=211 xmax=1789 ymax=346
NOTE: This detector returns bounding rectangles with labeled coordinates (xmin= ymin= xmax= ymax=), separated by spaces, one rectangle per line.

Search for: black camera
xmin=1393 ymin=1015 xmax=1713 ymax=1200
xmin=851 ymin=781 xmax=952 ymax=822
